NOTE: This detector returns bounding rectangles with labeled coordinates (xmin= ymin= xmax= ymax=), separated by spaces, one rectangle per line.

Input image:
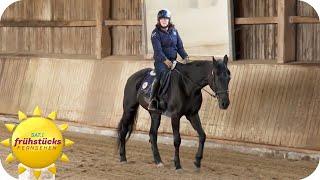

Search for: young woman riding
xmin=148 ymin=9 xmax=189 ymax=111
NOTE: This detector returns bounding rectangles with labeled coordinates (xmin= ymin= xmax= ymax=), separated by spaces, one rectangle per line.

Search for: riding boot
xmin=148 ymin=77 xmax=160 ymax=111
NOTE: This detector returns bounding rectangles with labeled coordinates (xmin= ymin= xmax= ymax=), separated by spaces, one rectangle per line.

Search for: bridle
xmin=173 ymin=68 xmax=229 ymax=99
xmin=210 ymin=70 xmax=230 ymax=98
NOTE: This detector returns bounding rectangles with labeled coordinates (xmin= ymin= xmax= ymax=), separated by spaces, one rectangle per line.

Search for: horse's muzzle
xmin=218 ymin=96 xmax=230 ymax=110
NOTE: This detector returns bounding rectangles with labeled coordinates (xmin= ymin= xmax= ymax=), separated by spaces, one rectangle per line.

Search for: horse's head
xmin=208 ymin=55 xmax=231 ymax=109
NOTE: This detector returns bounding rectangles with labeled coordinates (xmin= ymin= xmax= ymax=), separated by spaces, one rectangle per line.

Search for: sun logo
xmin=0 ymin=106 xmax=74 ymax=179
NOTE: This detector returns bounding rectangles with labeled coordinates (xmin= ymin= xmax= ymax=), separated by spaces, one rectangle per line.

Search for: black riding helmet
xmin=157 ymin=9 xmax=171 ymax=21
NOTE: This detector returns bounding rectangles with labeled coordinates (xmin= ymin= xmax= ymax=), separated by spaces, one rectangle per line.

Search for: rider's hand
xmin=181 ymin=56 xmax=190 ymax=64
xmin=184 ymin=56 xmax=190 ymax=63
xmin=164 ymin=60 xmax=173 ymax=68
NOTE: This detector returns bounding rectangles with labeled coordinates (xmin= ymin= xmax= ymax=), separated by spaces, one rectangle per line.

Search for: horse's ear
xmin=212 ymin=56 xmax=218 ymax=74
xmin=212 ymin=56 xmax=217 ymax=66
xmin=223 ymin=55 xmax=228 ymax=65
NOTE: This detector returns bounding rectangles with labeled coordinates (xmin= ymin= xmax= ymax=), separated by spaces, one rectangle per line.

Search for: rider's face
xmin=159 ymin=18 xmax=169 ymax=27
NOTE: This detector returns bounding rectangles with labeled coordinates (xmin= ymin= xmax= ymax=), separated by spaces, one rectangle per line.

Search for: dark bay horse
xmin=117 ymin=55 xmax=231 ymax=170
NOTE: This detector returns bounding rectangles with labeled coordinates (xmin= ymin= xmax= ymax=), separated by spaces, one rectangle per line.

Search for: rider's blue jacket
xmin=151 ymin=25 xmax=188 ymax=77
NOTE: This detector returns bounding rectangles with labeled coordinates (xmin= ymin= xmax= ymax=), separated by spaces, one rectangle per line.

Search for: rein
xmin=173 ymin=68 xmax=221 ymax=99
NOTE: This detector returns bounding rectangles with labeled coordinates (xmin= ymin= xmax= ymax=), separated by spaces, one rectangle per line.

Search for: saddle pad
xmin=139 ymin=70 xmax=156 ymax=97
xmin=139 ymin=69 xmax=172 ymax=100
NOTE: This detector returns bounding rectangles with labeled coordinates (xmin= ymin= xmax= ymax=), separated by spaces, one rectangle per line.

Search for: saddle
xmin=139 ymin=61 xmax=177 ymax=112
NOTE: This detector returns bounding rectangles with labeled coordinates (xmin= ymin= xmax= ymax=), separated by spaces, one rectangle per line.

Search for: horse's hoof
xmin=194 ymin=162 xmax=201 ymax=168
xmin=194 ymin=167 xmax=201 ymax=173
xmin=175 ymin=168 xmax=183 ymax=173
xmin=156 ymin=162 xmax=164 ymax=168
xmin=119 ymin=160 xmax=127 ymax=164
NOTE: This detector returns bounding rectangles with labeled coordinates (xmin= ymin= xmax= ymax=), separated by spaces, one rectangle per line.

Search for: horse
xmin=117 ymin=55 xmax=231 ymax=170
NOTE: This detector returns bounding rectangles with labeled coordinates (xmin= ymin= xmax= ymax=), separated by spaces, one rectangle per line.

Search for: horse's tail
xmin=117 ymin=68 xmax=151 ymax=150
xmin=117 ymin=103 xmax=138 ymax=143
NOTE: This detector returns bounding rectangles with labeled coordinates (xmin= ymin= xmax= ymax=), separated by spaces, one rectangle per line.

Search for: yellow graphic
xmin=0 ymin=106 xmax=74 ymax=179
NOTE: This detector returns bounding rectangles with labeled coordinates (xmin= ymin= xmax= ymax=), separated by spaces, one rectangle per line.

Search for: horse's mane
xmin=181 ymin=59 xmax=228 ymax=74
xmin=176 ymin=60 xmax=212 ymax=76
xmin=185 ymin=60 xmax=211 ymax=67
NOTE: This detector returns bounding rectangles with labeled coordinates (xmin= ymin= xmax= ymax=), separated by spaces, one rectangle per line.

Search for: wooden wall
xmin=235 ymin=0 xmax=320 ymax=62
xmin=234 ymin=0 xmax=278 ymax=60
xmin=1 ymin=0 xmax=320 ymax=61
xmin=0 ymin=0 xmax=96 ymax=56
xmin=111 ymin=0 xmax=142 ymax=55
xmin=1 ymin=0 xmax=96 ymax=20
xmin=0 ymin=56 xmax=319 ymax=151
xmin=0 ymin=0 xmax=143 ymax=57
xmin=296 ymin=1 xmax=320 ymax=62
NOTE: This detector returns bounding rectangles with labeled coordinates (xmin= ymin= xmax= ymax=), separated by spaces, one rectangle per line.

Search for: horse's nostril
xmin=221 ymin=101 xmax=229 ymax=109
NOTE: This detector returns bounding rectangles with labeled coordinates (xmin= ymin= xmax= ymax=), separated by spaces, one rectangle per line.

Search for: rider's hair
xmin=155 ymin=22 xmax=175 ymax=29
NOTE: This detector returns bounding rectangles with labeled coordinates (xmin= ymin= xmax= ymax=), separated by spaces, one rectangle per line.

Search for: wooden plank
xmin=231 ymin=65 xmax=248 ymax=139
xmin=256 ymin=65 xmax=272 ymax=144
xmin=306 ymin=71 xmax=320 ymax=149
xmin=293 ymin=70 xmax=314 ymax=146
xmin=224 ymin=65 xmax=239 ymax=139
xmin=237 ymin=65 xmax=254 ymax=141
xmin=141 ymin=0 xmax=148 ymax=56
xmin=104 ymin=20 xmax=143 ymax=26
xmin=234 ymin=0 xmax=278 ymax=18
xmin=234 ymin=0 xmax=278 ymax=60
xmin=235 ymin=25 xmax=277 ymax=60
xmin=290 ymin=16 xmax=320 ymax=24
xmin=296 ymin=2 xmax=320 ymax=62
xmin=0 ymin=20 xmax=96 ymax=27
xmin=0 ymin=0 xmax=97 ymax=56
xmin=109 ymin=0 xmax=142 ymax=55
xmin=101 ymin=0 xmax=112 ymax=57
xmin=274 ymin=67 xmax=297 ymax=146
xmin=282 ymin=68 xmax=302 ymax=146
xmin=0 ymin=52 xmax=96 ymax=59
xmin=239 ymin=65 xmax=257 ymax=142
xmin=227 ymin=0 xmax=236 ymax=61
xmin=95 ymin=0 xmax=112 ymax=59
xmin=259 ymin=65 xmax=275 ymax=144
xmin=234 ymin=17 xmax=278 ymax=25
xmin=246 ymin=65 xmax=263 ymax=143
xmin=277 ymin=0 xmax=296 ymax=63
xmin=95 ymin=0 xmax=103 ymax=59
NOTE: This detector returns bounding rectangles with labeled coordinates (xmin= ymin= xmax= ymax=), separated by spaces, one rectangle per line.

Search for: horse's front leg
xmin=149 ymin=112 xmax=163 ymax=166
xmin=171 ymin=116 xmax=182 ymax=170
xmin=186 ymin=113 xmax=206 ymax=169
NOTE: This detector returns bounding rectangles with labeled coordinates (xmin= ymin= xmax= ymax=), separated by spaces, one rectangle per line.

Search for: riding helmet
xmin=157 ymin=9 xmax=171 ymax=21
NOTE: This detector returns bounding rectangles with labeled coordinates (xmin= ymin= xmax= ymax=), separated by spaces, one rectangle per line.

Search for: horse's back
xmin=126 ymin=68 xmax=152 ymax=89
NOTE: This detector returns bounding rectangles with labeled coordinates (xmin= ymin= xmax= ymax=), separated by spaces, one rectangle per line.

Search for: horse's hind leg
xmin=171 ymin=116 xmax=182 ymax=170
xmin=118 ymin=108 xmax=138 ymax=162
xmin=186 ymin=113 xmax=206 ymax=169
xmin=118 ymin=112 xmax=130 ymax=162
xmin=149 ymin=112 xmax=163 ymax=166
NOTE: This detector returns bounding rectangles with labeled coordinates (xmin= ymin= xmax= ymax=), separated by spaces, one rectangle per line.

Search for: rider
xmin=148 ymin=9 xmax=189 ymax=111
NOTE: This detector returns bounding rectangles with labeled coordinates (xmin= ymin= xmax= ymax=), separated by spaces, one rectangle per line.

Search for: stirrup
xmin=148 ymin=99 xmax=159 ymax=112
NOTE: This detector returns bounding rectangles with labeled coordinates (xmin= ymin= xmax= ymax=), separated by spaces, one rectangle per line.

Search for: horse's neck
xmin=177 ymin=61 xmax=212 ymax=93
